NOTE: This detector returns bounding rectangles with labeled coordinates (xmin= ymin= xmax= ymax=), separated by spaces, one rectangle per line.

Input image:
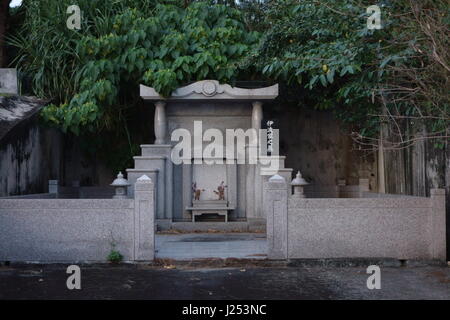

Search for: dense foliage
xmin=8 ymin=0 xmax=449 ymax=166
xmin=248 ymin=0 xmax=449 ymax=147
xmin=11 ymin=0 xmax=259 ymax=135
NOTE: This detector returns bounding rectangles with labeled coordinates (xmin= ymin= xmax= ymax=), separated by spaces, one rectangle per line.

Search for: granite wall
xmin=0 ymin=179 xmax=155 ymax=262
xmin=264 ymin=177 xmax=447 ymax=261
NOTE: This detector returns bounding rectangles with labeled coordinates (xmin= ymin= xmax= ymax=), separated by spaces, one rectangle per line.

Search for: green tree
xmin=11 ymin=0 xmax=259 ymax=135
xmin=247 ymin=0 xmax=449 ymax=148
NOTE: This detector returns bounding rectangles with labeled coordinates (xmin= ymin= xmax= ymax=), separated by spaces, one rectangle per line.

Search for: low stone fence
xmin=0 ymin=177 xmax=155 ymax=263
xmin=265 ymin=175 xmax=446 ymax=261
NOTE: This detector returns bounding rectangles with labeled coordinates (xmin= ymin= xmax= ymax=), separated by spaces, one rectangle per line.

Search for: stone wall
xmin=264 ymin=176 xmax=447 ymax=261
xmin=0 ymin=120 xmax=63 ymax=197
xmin=383 ymin=136 xmax=450 ymax=258
xmin=0 ymin=178 xmax=155 ymax=262
xmin=0 ymin=102 xmax=117 ymax=197
xmin=266 ymin=106 xmax=377 ymax=189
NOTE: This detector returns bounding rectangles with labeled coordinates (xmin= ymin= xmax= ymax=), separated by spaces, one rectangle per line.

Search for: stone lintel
xmin=140 ymin=80 xmax=278 ymax=101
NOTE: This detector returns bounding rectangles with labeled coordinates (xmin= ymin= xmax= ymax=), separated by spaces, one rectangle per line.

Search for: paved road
xmin=0 ymin=262 xmax=448 ymax=300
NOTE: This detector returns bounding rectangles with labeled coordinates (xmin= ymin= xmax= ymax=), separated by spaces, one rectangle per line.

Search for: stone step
xmin=141 ymin=144 xmax=172 ymax=157
xmin=133 ymin=156 xmax=166 ymax=170
xmin=167 ymin=221 xmax=255 ymax=232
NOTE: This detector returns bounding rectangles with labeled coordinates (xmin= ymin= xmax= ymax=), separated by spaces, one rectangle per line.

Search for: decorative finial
xmin=111 ymin=171 xmax=130 ymax=199
xmin=291 ymin=170 xmax=309 ymax=198
xmin=291 ymin=171 xmax=308 ymax=186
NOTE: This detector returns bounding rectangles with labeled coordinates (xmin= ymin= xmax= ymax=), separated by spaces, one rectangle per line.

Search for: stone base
xmin=170 ymin=222 xmax=250 ymax=232
xmin=156 ymin=219 xmax=172 ymax=231
xmin=155 ymin=219 xmax=267 ymax=233
xmin=248 ymin=218 xmax=267 ymax=232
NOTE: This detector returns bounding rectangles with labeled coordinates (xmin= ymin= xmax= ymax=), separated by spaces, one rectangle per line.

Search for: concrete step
xmin=133 ymin=156 xmax=166 ymax=169
xmin=141 ymin=144 xmax=172 ymax=157
xmin=167 ymin=221 xmax=254 ymax=233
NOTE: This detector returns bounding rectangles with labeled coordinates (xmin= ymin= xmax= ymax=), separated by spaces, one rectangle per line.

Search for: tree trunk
xmin=0 ymin=0 xmax=10 ymax=68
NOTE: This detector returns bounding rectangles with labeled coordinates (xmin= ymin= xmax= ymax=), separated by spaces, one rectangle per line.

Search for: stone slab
xmin=0 ymin=69 xmax=18 ymax=94
xmin=155 ymin=233 xmax=267 ymax=260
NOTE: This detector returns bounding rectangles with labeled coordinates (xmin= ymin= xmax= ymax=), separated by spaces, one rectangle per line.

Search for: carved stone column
xmin=251 ymin=101 xmax=263 ymax=131
xmin=154 ymin=101 xmax=166 ymax=145
xmin=134 ymin=175 xmax=155 ymax=261
xmin=264 ymin=174 xmax=288 ymax=259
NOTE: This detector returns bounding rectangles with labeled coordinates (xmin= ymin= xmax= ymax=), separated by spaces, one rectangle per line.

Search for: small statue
xmin=192 ymin=182 xmax=205 ymax=201
xmin=213 ymin=181 xmax=227 ymax=200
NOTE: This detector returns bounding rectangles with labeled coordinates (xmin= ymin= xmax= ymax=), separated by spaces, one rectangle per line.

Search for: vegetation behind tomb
xmin=5 ymin=0 xmax=449 ymax=172
xmin=7 ymin=0 xmax=260 ymax=171
xmin=247 ymin=0 xmax=449 ymax=149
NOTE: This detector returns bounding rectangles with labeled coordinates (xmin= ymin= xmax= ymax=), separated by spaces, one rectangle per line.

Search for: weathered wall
xmin=61 ymin=135 xmax=116 ymax=188
xmin=0 ymin=113 xmax=115 ymax=197
xmin=266 ymin=105 xmax=378 ymax=189
xmin=0 ymin=116 xmax=63 ymax=197
xmin=383 ymin=132 xmax=450 ymax=258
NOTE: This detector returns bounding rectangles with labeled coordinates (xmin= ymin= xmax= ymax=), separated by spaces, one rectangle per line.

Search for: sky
xmin=10 ymin=0 xmax=22 ymax=7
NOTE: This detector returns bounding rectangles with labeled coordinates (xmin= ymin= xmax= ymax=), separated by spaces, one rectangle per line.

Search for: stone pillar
xmin=430 ymin=189 xmax=446 ymax=261
xmin=154 ymin=101 xmax=167 ymax=145
xmin=134 ymin=175 xmax=155 ymax=261
xmin=251 ymin=101 xmax=263 ymax=150
xmin=251 ymin=101 xmax=263 ymax=130
xmin=226 ymin=160 xmax=238 ymax=219
xmin=182 ymin=163 xmax=192 ymax=220
xmin=264 ymin=174 xmax=288 ymax=260
xmin=48 ymin=180 xmax=59 ymax=196
xmin=337 ymin=179 xmax=346 ymax=198
xmin=165 ymin=157 xmax=173 ymax=220
xmin=250 ymin=101 xmax=263 ymax=220
xmin=359 ymin=178 xmax=370 ymax=198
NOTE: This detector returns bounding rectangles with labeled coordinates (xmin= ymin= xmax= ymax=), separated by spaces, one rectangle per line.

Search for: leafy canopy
xmin=246 ymin=0 xmax=387 ymax=137
xmin=247 ymin=0 xmax=449 ymax=144
xmin=12 ymin=1 xmax=259 ymax=135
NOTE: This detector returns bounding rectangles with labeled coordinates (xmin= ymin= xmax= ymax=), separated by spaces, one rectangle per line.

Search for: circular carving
xmin=202 ymin=81 xmax=217 ymax=96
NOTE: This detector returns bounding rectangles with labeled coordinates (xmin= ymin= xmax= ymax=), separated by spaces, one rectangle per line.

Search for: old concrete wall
xmin=383 ymin=131 xmax=450 ymax=258
xmin=0 ymin=179 xmax=155 ymax=262
xmin=0 ymin=113 xmax=115 ymax=197
xmin=267 ymin=106 xmax=377 ymax=189
xmin=60 ymin=135 xmax=116 ymax=188
xmin=0 ymin=117 xmax=63 ymax=197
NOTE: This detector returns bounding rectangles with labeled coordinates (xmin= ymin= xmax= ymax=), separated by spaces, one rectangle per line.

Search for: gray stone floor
xmin=0 ymin=263 xmax=448 ymax=299
xmin=155 ymin=233 xmax=267 ymax=260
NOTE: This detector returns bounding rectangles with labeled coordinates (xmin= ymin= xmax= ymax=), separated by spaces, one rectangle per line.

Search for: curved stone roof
xmin=140 ymin=80 xmax=279 ymax=101
xmin=0 ymin=96 xmax=47 ymax=142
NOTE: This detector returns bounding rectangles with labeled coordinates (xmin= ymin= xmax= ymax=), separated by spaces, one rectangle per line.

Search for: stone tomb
xmin=127 ymin=80 xmax=293 ymax=230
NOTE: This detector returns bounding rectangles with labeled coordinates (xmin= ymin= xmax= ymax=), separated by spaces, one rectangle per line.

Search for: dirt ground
xmin=0 ymin=260 xmax=449 ymax=300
